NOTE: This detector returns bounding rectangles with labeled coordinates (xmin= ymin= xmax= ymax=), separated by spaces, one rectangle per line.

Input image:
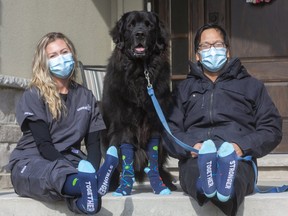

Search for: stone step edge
xmin=1 ymin=187 xmax=288 ymax=216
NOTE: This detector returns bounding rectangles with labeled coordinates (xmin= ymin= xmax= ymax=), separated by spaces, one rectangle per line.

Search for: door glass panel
xmin=171 ymin=38 xmax=189 ymax=75
xmin=171 ymin=0 xmax=188 ymax=34
xmin=170 ymin=0 xmax=189 ymax=76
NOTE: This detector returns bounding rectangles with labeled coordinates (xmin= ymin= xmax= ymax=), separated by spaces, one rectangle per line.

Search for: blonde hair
xmin=30 ymin=32 xmax=79 ymax=120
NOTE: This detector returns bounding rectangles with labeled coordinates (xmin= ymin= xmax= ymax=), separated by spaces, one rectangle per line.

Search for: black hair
xmin=194 ymin=23 xmax=230 ymax=53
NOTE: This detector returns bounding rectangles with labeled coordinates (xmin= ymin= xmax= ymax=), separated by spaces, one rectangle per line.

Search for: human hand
xmin=232 ymin=143 xmax=243 ymax=157
xmin=191 ymin=143 xmax=202 ymax=158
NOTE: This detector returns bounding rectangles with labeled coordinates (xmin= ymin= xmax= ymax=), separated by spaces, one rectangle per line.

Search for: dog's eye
xmin=145 ymin=21 xmax=153 ymax=28
xmin=127 ymin=21 xmax=135 ymax=28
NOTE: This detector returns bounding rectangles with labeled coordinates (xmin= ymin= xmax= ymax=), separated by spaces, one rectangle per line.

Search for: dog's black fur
xmin=101 ymin=11 xmax=176 ymax=191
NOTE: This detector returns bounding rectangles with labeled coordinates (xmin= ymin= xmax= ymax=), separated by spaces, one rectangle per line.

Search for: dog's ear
xmin=110 ymin=12 xmax=130 ymax=50
xmin=153 ymin=12 xmax=169 ymax=52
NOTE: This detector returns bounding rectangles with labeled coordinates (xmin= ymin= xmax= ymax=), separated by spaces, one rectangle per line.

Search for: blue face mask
xmin=199 ymin=47 xmax=227 ymax=73
xmin=48 ymin=53 xmax=75 ymax=79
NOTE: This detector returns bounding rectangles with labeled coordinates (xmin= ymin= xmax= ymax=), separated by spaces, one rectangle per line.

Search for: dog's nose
xmin=136 ymin=31 xmax=145 ymax=40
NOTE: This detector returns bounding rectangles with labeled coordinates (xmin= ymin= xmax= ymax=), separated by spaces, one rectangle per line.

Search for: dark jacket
xmin=164 ymin=58 xmax=282 ymax=160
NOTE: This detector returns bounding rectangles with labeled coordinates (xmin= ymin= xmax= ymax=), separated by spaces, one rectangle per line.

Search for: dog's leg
xmin=113 ymin=143 xmax=135 ymax=196
xmin=144 ymin=138 xmax=171 ymax=195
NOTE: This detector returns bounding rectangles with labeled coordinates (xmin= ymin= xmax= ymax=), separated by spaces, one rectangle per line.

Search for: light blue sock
xmin=216 ymin=142 xmax=238 ymax=202
xmin=145 ymin=138 xmax=171 ymax=195
xmin=198 ymin=139 xmax=217 ymax=198
xmin=113 ymin=143 xmax=135 ymax=196
xmin=62 ymin=174 xmax=81 ymax=196
xmin=97 ymin=146 xmax=119 ymax=196
xmin=76 ymin=160 xmax=99 ymax=214
xmin=199 ymin=140 xmax=217 ymax=155
xmin=144 ymin=167 xmax=171 ymax=195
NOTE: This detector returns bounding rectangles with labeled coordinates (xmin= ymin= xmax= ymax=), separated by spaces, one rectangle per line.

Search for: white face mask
xmin=48 ymin=53 xmax=74 ymax=79
xmin=199 ymin=47 xmax=227 ymax=73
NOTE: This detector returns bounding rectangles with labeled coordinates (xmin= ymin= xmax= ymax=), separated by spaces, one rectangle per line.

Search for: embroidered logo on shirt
xmin=77 ymin=104 xmax=91 ymax=112
xmin=20 ymin=165 xmax=27 ymax=174
xmin=24 ymin=112 xmax=34 ymax=116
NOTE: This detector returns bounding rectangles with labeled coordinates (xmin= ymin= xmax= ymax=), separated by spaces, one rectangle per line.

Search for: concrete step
xmin=0 ymin=154 xmax=287 ymax=215
xmin=1 ymin=182 xmax=288 ymax=216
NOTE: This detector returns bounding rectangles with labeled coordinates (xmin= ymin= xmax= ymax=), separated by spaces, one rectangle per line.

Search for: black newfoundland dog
xmin=101 ymin=11 xmax=176 ymax=196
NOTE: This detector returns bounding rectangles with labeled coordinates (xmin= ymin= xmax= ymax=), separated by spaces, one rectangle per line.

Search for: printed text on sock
xmin=85 ymin=181 xmax=95 ymax=212
xmin=98 ymin=165 xmax=113 ymax=196
xmin=206 ymin=161 xmax=214 ymax=187
xmin=225 ymin=160 xmax=236 ymax=189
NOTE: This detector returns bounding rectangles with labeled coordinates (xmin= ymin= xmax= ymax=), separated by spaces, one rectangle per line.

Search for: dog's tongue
xmin=135 ymin=47 xmax=145 ymax=53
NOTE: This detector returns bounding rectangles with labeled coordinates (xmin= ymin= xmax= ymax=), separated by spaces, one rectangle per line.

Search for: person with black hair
xmin=164 ymin=23 xmax=282 ymax=216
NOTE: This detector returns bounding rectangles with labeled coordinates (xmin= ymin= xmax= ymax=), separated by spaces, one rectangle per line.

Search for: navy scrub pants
xmin=10 ymin=154 xmax=100 ymax=214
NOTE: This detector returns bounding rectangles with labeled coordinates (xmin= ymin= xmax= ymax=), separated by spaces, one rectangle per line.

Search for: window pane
xmin=171 ymin=0 xmax=188 ymax=34
xmin=172 ymin=38 xmax=189 ymax=75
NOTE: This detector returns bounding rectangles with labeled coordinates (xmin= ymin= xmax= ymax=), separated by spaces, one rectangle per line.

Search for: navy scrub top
xmin=12 ymin=83 xmax=105 ymax=157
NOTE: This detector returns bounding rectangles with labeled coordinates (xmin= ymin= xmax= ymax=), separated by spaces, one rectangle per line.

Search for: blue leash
xmin=147 ymin=86 xmax=198 ymax=154
xmin=147 ymin=85 xmax=288 ymax=193
xmin=240 ymin=156 xmax=288 ymax=193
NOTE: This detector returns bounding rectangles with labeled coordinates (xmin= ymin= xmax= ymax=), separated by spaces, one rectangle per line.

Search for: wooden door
xmin=153 ymin=0 xmax=288 ymax=153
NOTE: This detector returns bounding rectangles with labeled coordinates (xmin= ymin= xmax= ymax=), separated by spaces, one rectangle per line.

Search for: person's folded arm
xmin=27 ymin=119 xmax=64 ymax=161
xmin=232 ymin=86 xmax=282 ymax=158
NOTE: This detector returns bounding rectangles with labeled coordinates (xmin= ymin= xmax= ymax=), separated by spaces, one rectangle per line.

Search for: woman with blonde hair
xmin=7 ymin=32 xmax=118 ymax=214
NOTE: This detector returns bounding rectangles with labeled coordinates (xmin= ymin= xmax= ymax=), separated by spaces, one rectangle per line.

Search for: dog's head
xmin=110 ymin=11 xmax=169 ymax=59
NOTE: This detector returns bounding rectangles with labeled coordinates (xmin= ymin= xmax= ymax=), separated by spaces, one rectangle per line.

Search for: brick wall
xmin=0 ymin=75 xmax=29 ymax=189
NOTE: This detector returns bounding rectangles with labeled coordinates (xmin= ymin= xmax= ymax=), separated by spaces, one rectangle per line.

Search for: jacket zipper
xmin=208 ymin=82 xmax=216 ymax=138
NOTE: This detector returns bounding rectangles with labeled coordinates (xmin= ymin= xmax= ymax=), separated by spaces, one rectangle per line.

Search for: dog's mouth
xmin=133 ymin=44 xmax=146 ymax=57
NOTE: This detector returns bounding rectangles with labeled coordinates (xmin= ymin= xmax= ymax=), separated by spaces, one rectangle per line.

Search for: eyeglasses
xmin=198 ymin=42 xmax=226 ymax=51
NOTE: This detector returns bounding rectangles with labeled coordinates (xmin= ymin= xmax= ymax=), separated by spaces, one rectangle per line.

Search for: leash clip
xmin=144 ymin=68 xmax=152 ymax=88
